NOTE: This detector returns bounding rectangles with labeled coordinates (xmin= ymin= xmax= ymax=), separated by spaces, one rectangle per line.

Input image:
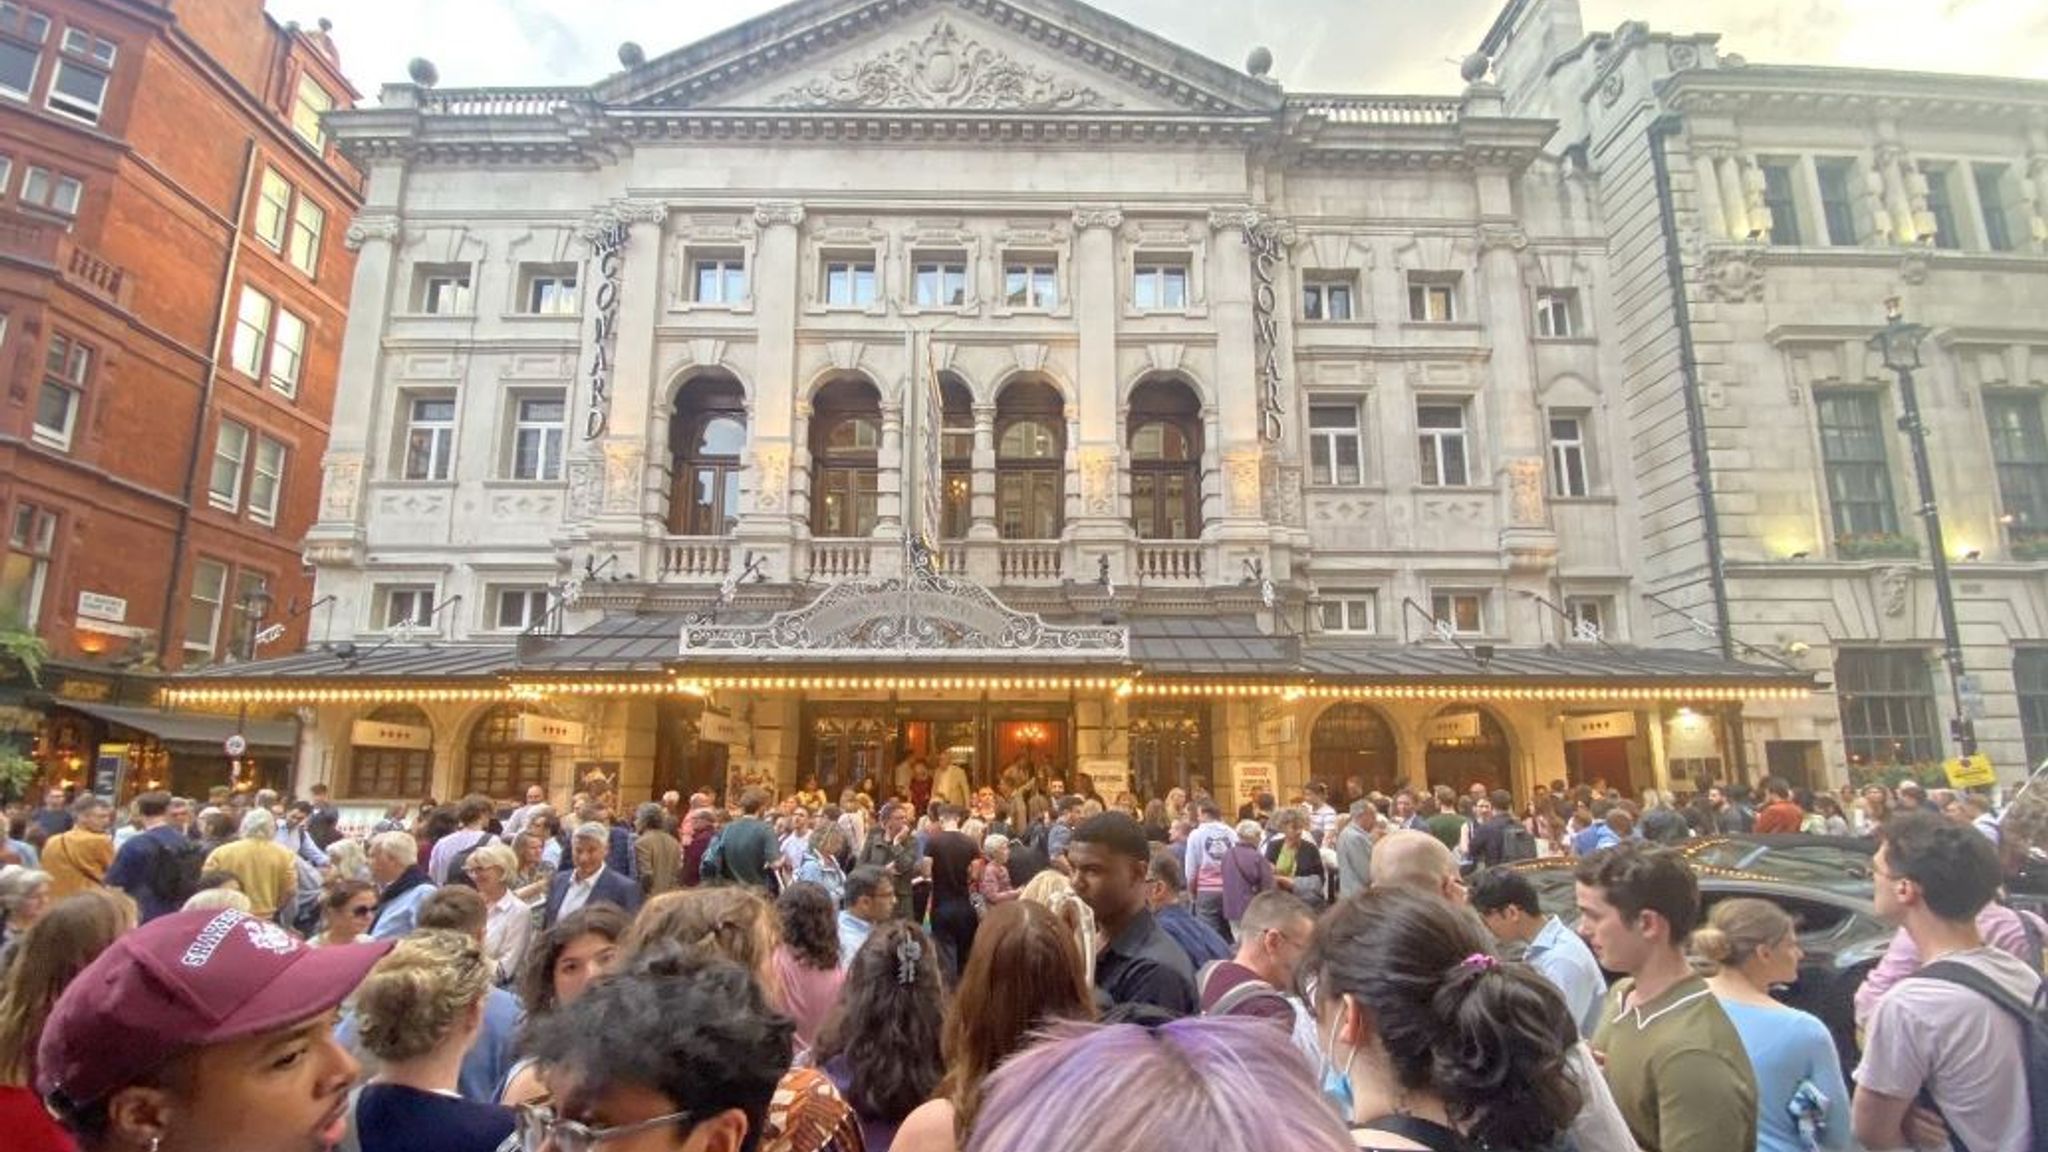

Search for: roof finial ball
xmin=1460 ymin=51 xmax=1492 ymax=85
xmin=1245 ymin=46 xmax=1273 ymax=79
xmin=619 ymin=42 xmax=646 ymax=68
xmin=407 ymin=57 xmax=439 ymax=88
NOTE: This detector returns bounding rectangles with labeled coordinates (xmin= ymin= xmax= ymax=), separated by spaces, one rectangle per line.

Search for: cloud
xmin=264 ymin=0 xmax=2045 ymax=100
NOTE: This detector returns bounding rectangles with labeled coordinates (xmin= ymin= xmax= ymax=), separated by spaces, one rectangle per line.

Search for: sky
xmin=269 ymin=0 xmax=2048 ymax=101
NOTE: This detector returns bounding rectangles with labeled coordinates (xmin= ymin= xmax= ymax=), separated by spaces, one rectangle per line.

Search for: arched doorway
xmin=1127 ymin=377 xmax=1202 ymax=539
xmin=810 ymin=377 xmax=882 ymax=538
xmin=1422 ymin=705 xmax=1512 ymax=798
xmin=1309 ymin=702 xmax=1400 ymax=796
xmin=463 ymin=704 xmax=552 ymax=801
xmin=995 ymin=378 xmax=1064 ymax=539
xmin=669 ymin=375 xmax=746 ymax=535
xmin=344 ymin=704 xmax=434 ymax=799
xmin=939 ymin=374 xmax=973 ymax=540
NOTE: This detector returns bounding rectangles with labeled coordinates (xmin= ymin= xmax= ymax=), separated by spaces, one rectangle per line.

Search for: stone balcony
xmin=0 ymin=209 xmax=134 ymax=311
xmin=651 ymin=534 xmax=1235 ymax=597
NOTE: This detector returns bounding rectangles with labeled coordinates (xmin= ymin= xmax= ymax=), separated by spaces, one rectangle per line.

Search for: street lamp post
xmin=1867 ymin=298 xmax=1974 ymax=759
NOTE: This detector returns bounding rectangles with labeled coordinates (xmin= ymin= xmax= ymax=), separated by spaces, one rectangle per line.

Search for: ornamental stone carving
xmin=1477 ymin=222 xmax=1529 ymax=252
xmin=1879 ymin=565 xmax=1912 ymax=617
xmin=1599 ymin=71 xmax=1624 ymax=108
xmin=754 ymin=446 xmax=790 ymax=512
xmin=1898 ymin=251 xmax=1930 ymax=286
xmin=566 ymin=460 xmax=600 ymax=519
xmin=1208 ymin=207 xmax=1263 ymax=233
xmin=753 ymin=202 xmax=806 ymax=229
xmin=1506 ymin=457 xmax=1546 ymax=526
xmin=320 ymin=454 xmax=364 ymax=522
xmin=612 ymin=199 xmax=669 ymax=226
xmin=343 ymin=214 xmax=402 ymax=251
xmin=768 ymin=18 xmax=1121 ymax=113
xmin=1224 ymin=453 xmax=1261 ymax=517
xmin=1667 ymin=42 xmax=1701 ymax=70
xmin=1079 ymin=448 xmax=1117 ymax=516
xmin=602 ymin=443 xmax=643 ymax=514
xmin=1699 ymin=244 xmax=1765 ymax=303
xmin=1072 ymin=206 xmax=1124 ymax=231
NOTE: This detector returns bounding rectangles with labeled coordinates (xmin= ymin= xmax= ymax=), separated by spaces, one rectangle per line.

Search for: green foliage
xmin=1835 ymin=533 xmax=1920 ymax=561
xmin=0 ymin=624 xmax=45 ymax=685
xmin=0 ymin=744 xmax=36 ymax=805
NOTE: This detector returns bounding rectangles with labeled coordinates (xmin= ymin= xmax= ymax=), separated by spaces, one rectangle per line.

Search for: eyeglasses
xmin=518 ymin=1105 xmax=697 ymax=1152
xmin=347 ymin=905 xmax=376 ymax=918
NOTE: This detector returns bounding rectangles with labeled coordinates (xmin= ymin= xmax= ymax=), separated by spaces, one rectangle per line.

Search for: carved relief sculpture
xmin=1699 ymin=244 xmax=1765 ymax=303
xmin=753 ymin=201 xmax=807 ymax=229
xmin=754 ymin=445 xmax=791 ymax=512
xmin=769 ymin=17 xmax=1122 ymax=112
xmin=566 ymin=460 xmax=601 ymax=519
xmin=602 ymin=443 xmax=644 ymax=514
xmin=1506 ymin=457 xmax=1546 ymax=526
xmin=320 ymin=454 xmax=364 ymax=523
xmin=1079 ymin=448 xmax=1117 ymax=516
xmin=343 ymin=214 xmax=401 ymax=251
xmin=1224 ymin=453 xmax=1262 ymax=517
xmin=1879 ymin=566 xmax=1912 ymax=618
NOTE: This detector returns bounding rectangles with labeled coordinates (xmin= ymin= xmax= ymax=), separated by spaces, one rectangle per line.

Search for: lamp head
xmin=1869 ymin=297 xmax=1928 ymax=373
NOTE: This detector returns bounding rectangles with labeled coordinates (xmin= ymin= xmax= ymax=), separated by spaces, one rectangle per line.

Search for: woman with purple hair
xmin=963 ymin=1016 xmax=1353 ymax=1152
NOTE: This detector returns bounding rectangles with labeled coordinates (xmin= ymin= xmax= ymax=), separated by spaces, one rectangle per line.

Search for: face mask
xmin=1318 ymin=1003 xmax=1357 ymax=1117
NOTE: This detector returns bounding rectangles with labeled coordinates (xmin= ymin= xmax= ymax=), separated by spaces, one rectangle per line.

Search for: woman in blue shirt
xmin=1696 ymin=898 xmax=1850 ymax=1152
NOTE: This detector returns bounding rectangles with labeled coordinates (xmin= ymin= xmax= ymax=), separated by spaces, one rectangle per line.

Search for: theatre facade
xmin=168 ymin=0 xmax=1808 ymax=810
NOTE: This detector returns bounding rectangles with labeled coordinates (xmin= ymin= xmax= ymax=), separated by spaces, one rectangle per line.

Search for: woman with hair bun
xmin=1695 ymin=898 xmax=1849 ymax=1152
xmin=1304 ymin=888 xmax=1582 ymax=1152
xmin=352 ymin=929 xmax=517 ymax=1152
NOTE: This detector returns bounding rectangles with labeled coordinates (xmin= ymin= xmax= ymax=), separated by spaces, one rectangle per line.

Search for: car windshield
xmin=1680 ymin=837 xmax=1874 ymax=892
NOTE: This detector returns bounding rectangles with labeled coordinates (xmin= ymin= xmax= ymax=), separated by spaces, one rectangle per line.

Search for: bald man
xmin=1369 ymin=829 xmax=1467 ymax=905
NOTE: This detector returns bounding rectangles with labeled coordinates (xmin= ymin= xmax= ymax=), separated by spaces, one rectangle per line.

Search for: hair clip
xmin=1459 ymin=952 xmax=1498 ymax=970
xmin=895 ymin=933 xmax=923 ymax=985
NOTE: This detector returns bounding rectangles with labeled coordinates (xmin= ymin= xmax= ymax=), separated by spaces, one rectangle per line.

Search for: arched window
xmin=670 ymin=376 xmax=746 ymax=536
xmin=941 ymin=375 xmax=974 ymax=540
xmin=345 ymin=704 xmax=433 ymax=798
xmin=811 ymin=378 xmax=881 ymax=538
xmin=996 ymin=379 xmax=1064 ymax=540
xmin=464 ymin=704 xmax=551 ymax=799
xmin=1128 ymin=378 xmax=1202 ymax=540
xmin=1309 ymin=703 xmax=1400 ymax=797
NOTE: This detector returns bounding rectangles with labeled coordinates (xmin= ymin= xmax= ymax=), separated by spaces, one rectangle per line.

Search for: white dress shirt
xmin=558 ymin=865 xmax=604 ymax=920
xmin=485 ymin=888 xmax=534 ymax=982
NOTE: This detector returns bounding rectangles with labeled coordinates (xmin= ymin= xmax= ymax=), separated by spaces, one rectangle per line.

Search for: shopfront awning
xmin=56 ymin=701 xmax=300 ymax=749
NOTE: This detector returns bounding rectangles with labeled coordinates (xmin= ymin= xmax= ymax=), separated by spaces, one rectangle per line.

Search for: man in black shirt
xmin=1068 ymin=812 xmax=1197 ymax=1017
xmin=922 ymin=804 xmax=981 ymax=981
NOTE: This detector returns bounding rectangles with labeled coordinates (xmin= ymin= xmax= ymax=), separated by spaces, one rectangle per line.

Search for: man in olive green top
xmin=1576 ymin=844 xmax=1757 ymax=1152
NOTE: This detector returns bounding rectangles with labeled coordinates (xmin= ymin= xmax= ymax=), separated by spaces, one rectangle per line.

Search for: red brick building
xmin=0 ymin=0 xmax=359 ymax=794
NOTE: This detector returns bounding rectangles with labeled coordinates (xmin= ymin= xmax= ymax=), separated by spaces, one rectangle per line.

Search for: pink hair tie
xmin=1460 ymin=953 xmax=1498 ymax=970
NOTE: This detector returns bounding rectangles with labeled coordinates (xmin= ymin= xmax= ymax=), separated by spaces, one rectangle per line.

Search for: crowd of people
xmin=0 ymin=765 xmax=2040 ymax=1152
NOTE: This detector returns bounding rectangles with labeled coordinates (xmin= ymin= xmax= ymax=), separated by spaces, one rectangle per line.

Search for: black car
xmin=1509 ymin=834 xmax=1890 ymax=1067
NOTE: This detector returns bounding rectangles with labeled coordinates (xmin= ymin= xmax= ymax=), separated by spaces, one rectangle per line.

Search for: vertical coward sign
xmin=1244 ymin=218 xmax=1286 ymax=444
xmin=584 ymin=220 xmax=629 ymax=440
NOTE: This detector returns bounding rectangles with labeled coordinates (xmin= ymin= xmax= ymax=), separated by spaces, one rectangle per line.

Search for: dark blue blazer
xmin=542 ymin=864 xmax=641 ymax=927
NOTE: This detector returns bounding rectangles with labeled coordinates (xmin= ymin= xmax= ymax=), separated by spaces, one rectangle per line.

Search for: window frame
xmin=1 ymin=500 xmax=56 ymax=630
xmin=378 ymin=585 xmax=437 ymax=631
xmin=0 ymin=35 xmax=38 ymax=103
xmin=1300 ymin=274 xmax=1356 ymax=323
xmin=1429 ymin=590 xmax=1488 ymax=637
xmin=287 ymin=194 xmax=323 ymax=276
xmin=21 ymin=164 xmax=80 ymax=216
xmin=493 ymin=586 xmax=552 ymax=632
xmin=508 ymin=393 xmax=566 ymax=482
xmin=1002 ymin=256 xmax=1058 ymax=311
xmin=33 ymin=331 xmax=89 ymax=451
xmin=45 ymin=54 xmax=108 ymax=125
xmin=1131 ymin=259 xmax=1190 ymax=312
xmin=267 ymin=307 xmax=306 ymax=397
xmin=1563 ymin=596 xmax=1609 ymax=643
xmin=183 ymin=558 xmax=229 ymax=663
xmin=2019 ymin=648 xmax=2048 ymax=772
xmin=519 ymin=264 xmax=580 ymax=316
xmin=1406 ymin=274 xmax=1459 ymax=323
xmin=1814 ymin=157 xmax=1860 ymax=247
xmin=1548 ymin=413 xmax=1590 ymax=498
xmin=291 ymin=73 xmax=333 ymax=151
xmin=401 ymin=394 xmax=457 ymax=481
xmin=689 ymin=251 xmax=747 ymax=306
xmin=994 ymin=412 xmax=1065 ymax=541
xmin=1759 ymin=159 xmax=1803 ymax=245
xmin=414 ymin=264 xmax=474 ymax=315
xmin=1918 ymin=163 xmax=1961 ymax=250
xmin=821 ymin=255 xmax=878 ymax=308
xmin=1534 ymin=288 xmax=1578 ymax=338
xmin=1416 ymin=401 xmax=1472 ymax=488
xmin=207 ymin=419 xmax=250 ymax=512
xmin=912 ymin=255 xmax=968 ymax=310
xmin=247 ymin=435 xmax=285 ymax=527
xmin=1815 ymin=390 xmax=1901 ymax=543
xmin=1317 ymin=592 xmax=1378 ymax=635
xmin=1835 ymin=648 xmax=1942 ymax=767
xmin=1985 ymin=391 xmax=2048 ymax=543
xmin=1307 ymin=401 xmax=1365 ymax=487
xmin=1972 ymin=163 xmax=2015 ymax=253
xmin=229 ymin=285 xmax=273 ymax=378
xmin=253 ymin=167 xmax=291 ymax=250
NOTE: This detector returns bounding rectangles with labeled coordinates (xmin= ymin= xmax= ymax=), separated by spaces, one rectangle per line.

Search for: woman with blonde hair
xmin=1695 ymin=898 xmax=1848 ymax=1152
xmin=1016 ymin=869 xmax=1098 ymax=984
xmin=625 ymin=888 xmax=863 ymax=1152
xmin=0 ymin=889 xmax=135 ymax=1152
xmin=0 ymin=866 xmax=54 ymax=973
xmin=325 ymin=837 xmax=371 ymax=883
xmin=181 ymin=887 xmax=253 ymax=914
xmin=459 ymin=841 xmax=531 ymax=983
xmin=351 ymin=929 xmax=517 ymax=1152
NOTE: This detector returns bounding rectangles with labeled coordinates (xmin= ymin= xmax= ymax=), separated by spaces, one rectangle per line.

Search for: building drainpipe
xmin=1648 ymin=113 xmax=1748 ymax=781
xmin=158 ymin=139 xmax=259 ymax=668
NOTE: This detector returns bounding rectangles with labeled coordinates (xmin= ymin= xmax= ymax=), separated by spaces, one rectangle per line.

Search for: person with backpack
xmin=103 ymin=791 xmax=204 ymax=921
xmin=1853 ymin=812 xmax=2044 ymax=1152
xmin=1469 ymin=867 xmax=1606 ymax=1040
xmin=1196 ymin=890 xmax=1320 ymax=1062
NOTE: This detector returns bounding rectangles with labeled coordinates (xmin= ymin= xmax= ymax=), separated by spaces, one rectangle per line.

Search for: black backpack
xmin=443 ymin=834 xmax=497 ymax=890
xmin=1500 ymin=822 xmax=1539 ymax=862
xmin=146 ymin=835 xmax=207 ymax=909
xmin=1911 ymin=959 xmax=2048 ymax=1150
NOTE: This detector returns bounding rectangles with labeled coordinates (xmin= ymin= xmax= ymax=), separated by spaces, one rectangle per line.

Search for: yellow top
xmin=42 ymin=829 xmax=113 ymax=899
xmin=203 ymin=837 xmax=299 ymax=919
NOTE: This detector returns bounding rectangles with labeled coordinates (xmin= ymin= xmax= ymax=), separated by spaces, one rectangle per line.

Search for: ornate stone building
xmin=175 ymin=0 xmax=1805 ymax=811
xmin=1488 ymin=0 xmax=2048 ymax=788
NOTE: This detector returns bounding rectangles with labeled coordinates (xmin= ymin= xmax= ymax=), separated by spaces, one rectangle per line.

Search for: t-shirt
xmin=354 ymin=1082 xmax=516 ymax=1152
xmin=1854 ymin=946 xmax=2041 ymax=1152
xmin=1182 ymin=820 xmax=1234 ymax=894
xmin=1424 ymin=812 xmax=1466 ymax=852
xmin=924 ymin=830 xmax=978 ymax=907
xmin=1716 ymin=999 xmax=1850 ymax=1152
xmin=1592 ymin=974 xmax=1758 ymax=1152
xmin=720 ymin=817 xmax=779 ymax=889
xmin=1752 ymin=802 xmax=1805 ymax=835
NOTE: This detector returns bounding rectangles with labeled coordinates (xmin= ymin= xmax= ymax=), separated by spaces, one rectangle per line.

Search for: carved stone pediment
xmin=766 ymin=17 xmax=1121 ymax=113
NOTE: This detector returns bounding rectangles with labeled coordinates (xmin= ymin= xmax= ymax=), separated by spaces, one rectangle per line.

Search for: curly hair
xmin=517 ymin=903 xmax=630 ymax=1017
xmin=814 ymin=921 xmax=945 ymax=1125
xmin=624 ymin=887 xmax=782 ymax=1004
xmin=775 ymin=881 xmax=839 ymax=970
xmin=355 ymin=929 xmax=493 ymax=1063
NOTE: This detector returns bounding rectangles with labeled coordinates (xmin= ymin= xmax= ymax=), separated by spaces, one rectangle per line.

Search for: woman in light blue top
xmin=796 ymin=823 xmax=849 ymax=905
xmin=1696 ymin=897 xmax=1851 ymax=1152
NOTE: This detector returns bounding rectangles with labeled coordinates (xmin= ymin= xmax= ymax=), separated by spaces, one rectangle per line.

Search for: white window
xmin=287 ymin=195 xmax=323 ymax=276
xmin=0 ymin=154 xmax=13 ymax=195
xmin=823 ymin=257 xmax=876 ymax=307
xmin=291 ymin=74 xmax=332 ymax=150
xmin=47 ymin=37 xmax=110 ymax=125
xmin=1308 ymin=403 xmax=1364 ymax=485
xmin=416 ymin=265 xmax=472 ymax=314
xmin=519 ymin=264 xmax=579 ymax=315
xmin=1417 ymin=403 xmax=1470 ymax=487
xmin=913 ymin=257 xmax=967 ymax=308
xmin=1407 ymin=275 xmax=1459 ymax=323
xmin=1548 ymin=414 xmax=1589 ymax=498
xmin=1564 ymin=597 xmax=1608 ymax=643
xmin=1534 ymin=289 xmax=1578 ymax=338
xmin=253 ymin=168 xmax=290 ymax=249
xmin=21 ymin=165 xmax=80 ymax=215
xmin=1132 ymin=261 xmax=1189 ymax=310
xmin=225 ymin=570 xmax=270 ymax=659
xmin=248 ymin=436 xmax=285 ymax=526
xmin=1318 ymin=593 xmax=1378 ymax=634
xmin=494 ymin=587 xmax=551 ymax=631
xmin=183 ymin=559 xmax=228 ymax=661
xmin=0 ymin=17 xmax=39 ymax=101
xmin=1301 ymin=276 xmax=1355 ymax=322
xmin=1 ymin=502 xmax=56 ymax=629
xmin=1430 ymin=591 xmax=1487 ymax=636
xmin=379 ymin=586 xmax=436 ymax=630
xmin=207 ymin=420 xmax=250 ymax=511
xmin=230 ymin=286 xmax=271 ymax=377
xmin=402 ymin=396 xmax=456 ymax=481
xmin=690 ymin=252 xmax=745 ymax=304
xmin=1003 ymin=258 xmax=1057 ymax=310
xmin=33 ymin=332 xmax=88 ymax=450
xmin=510 ymin=395 xmax=565 ymax=481
xmin=267 ymin=308 xmax=305 ymax=397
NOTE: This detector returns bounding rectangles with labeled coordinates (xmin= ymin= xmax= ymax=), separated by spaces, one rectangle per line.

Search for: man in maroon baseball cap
xmin=37 ymin=906 xmax=390 ymax=1152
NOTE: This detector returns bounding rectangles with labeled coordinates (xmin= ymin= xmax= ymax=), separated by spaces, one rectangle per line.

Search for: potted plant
xmin=1835 ymin=532 xmax=1920 ymax=560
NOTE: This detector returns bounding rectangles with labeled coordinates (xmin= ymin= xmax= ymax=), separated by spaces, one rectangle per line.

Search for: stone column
xmin=877 ymin=402 xmax=904 ymax=539
xmin=1876 ymin=144 xmax=1920 ymax=245
xmin=1691 ymin=152 xmax=1728 ymax=240
xmin=1715 ymin=151 xmax=1752 ymax=240
xmin=735 ymin=202 xmax=805 ymax=578
xmin=1475 ymin=215 xmax=1557 ymax=640
xmin=1069 ymin=206 xmax=1129 ymax=581
xmin=969 ymin=402 xmax=997 ymax=540
xmin=305 ymin=211 xmax=403 ymax=565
